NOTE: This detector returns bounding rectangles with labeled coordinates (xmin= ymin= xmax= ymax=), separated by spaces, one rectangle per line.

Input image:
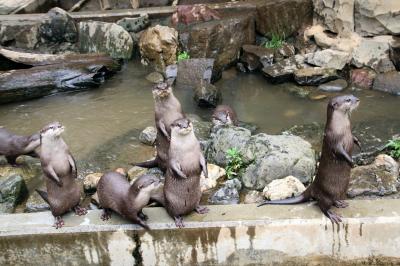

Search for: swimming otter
xmin=97 ymin=172 xmax=162 ymax=229
xmin=36 ymin=122 xmax=87 ymax=229
xmin=135 ymin=82 xmax=185 ymax=172
xmin=164 ymin=118 xmax=208 ymax=228
xmin=212 ymin=105 xmax=239 ymax=126
xmin=0 ymin=127 xmax=40 ymax=166
xmin=258 ymin=95 xmax=360 ymax=224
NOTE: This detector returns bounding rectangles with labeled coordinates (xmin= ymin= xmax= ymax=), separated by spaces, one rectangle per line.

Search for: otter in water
xmin=135 ymin=82 xmax=185 ymax=172
xmin=0 ymin=127 xmax=40 ymax=166
xmin=97 ymin=172 xmax=162 ymax=229
xmin=164 ymin=118 xmax=208 ymax=228
xmin=258 ymin=95 xmax=360 ymax=224
xmin=36 ymin=122 xmax=87 ymax=229
xmin=212 ymin=105 xmax=239 ymax=127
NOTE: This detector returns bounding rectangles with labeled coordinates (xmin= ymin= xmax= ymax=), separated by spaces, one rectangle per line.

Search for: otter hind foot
xmin=325 ymin=210 xmax=342 ymax=224
xmin=138 ymin=211 xmax=148 ymax=221
xmin=174 ymin=216 xmax=185 ymax=228
xmin=136 ymin=218 xmax=150 ymax=230
xmin=54 ymin=216 xmax=65 ymax=229
xmin=195 ymin=205 xmax=209 ymax=214
xmin=334 ymin=200 xmax=349 ymax=208
xmin=101 ymin=209 xmax=111 ymax=221
xmin=73 ymin=206 xmax=87 ymax=216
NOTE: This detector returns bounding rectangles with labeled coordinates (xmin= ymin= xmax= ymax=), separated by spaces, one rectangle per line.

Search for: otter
xmin=135 ymin=82 xmax=185 ymax=172
xmin=164 ymin=118 xmax=208 ymax=228
xmin=97 ymin=172 xmax=162 ymax=229
xmin=0 ymin=127 xmax=40 ymax=166
xmin=258 ymin=95 xmax=360 ymax=224
xmin=36 ymin=122 xmax=87 ymax=229
xmin=212 ymin=105 xmax=239 ymax=127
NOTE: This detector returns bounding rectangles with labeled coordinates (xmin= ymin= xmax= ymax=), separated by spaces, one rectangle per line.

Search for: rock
xmin=183 ymin=12 xmax=255 ymax=81
xmin=0 ymin=21 xmax=39 ymax=49
xmin=127 ymin=166 xmax=148 ymax=182
xmin=318 ymin=79 xmax=348 ymax=92
xmin=24 ymin=189 xmax=50 ymax=213
xmin=139 ymin=126 xmax=157 ymax=145
xmin=350 ymin=68 xmax=376 ymax=89
xmin=200 ymin=163 xmax=226 ymax=192
xmin=355 ymin=0 xmax=400 ymax=36
xmin=145 ymin=72 xmax=164 ymax=84
xmin=0 ymin=174 xmax=28 ymax=213
xmin=176 ymin=58 xmax=214 ymax=89
xmin=139 ymin=25 xmax=178 ymax=72
xmin=193 ymin=80 xmax=221 ymax=107
xmin=262 ymin=55 xmax=307 ymax=83
xmin=305 ymin=49 xmax=351 ymax=70
xmin=351 ymin=36 xmax=395 ymax=71
xmin=262 ymin=175 xmax=306 ymax=201
xmin=284 ymin=84 xmax=313 ymax=98
xmin=390 ymin=39 xmax=400 ymax=71
xmin=186 ymin=113 xmax=212 ymax=141
xmin=313 ymin=0 xmax=355 ymax=35
xmin=372 ymin=71 xmax=400 ymax=96
xmin=253 ymin=0 xmax=313 ymax=38
xmin=348 ymin=154 xmax=400 ymax=198
xmin=164 ymin=64 xmax=178 ymax=81
xmin=79 ymin=21 xmax=133 ymax=59
xmin=208 ymin=178 xmax=241 ymax=205
xmin=242 ymin=134 xmax=315 ymax=190
xmin=240 ymin=45 xmax=274 ymax=71
xmin=243 ymin=190 xmax=263 ymax=204
xmin=116 ymin=15 xmax=150 ymax=33
xmin=236 ymin=62 xmax=247 ymax=73
xmin=282 ymin=122 xmax=324 ymax=151
xmin=274 ymin=43 xmax=296 ymax=62
xmin=294 ymin=67 xmax=338 ymax=86
xmin=39 ymin=7 xmax=77 ymax=44
xmin=83 ymin=173 xmax=103 ymax=192
xmin=172 ymin=4 xmax=221 ymax=25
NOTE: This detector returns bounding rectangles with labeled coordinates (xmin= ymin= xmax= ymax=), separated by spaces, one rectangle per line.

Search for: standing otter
xmin=36 ymin=122 xmax=87 ymax=229
xmin=212 ymin=105 xmax=239 ymax=126
xmin=164 ymin=118 xmax=208 ymax=228
xmin=135 ymin=82 xmax=185 ymax=172
xmin=258 ymin=95 xmax=360 ymax=224
xmin=97 ymin=172 xmax=162 ymax=229
xmin=0 ymin=127 xmax=40 ymax=166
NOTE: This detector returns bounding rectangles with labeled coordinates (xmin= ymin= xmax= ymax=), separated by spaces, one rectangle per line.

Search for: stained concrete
xmin=1 ymin=200 xmax=400 ymax=265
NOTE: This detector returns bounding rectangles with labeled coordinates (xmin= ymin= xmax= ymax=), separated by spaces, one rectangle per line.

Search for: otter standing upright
xmin=135 ymin=82 xmax=185 ymax=172
xmin=164 ymin=118 xmax=208 ymax=228
xmin=36 ymin=122 xmax=87 ymax=229
xmin=259 ymin=95 xmax=360 ymax=224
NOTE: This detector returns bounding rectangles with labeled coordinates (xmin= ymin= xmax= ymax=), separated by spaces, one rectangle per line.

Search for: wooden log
xmin=0 ymin=57 xmax=120 ymax=104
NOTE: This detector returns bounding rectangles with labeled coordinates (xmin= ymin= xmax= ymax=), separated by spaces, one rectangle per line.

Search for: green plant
xmin=264 ymin=32 xmax=285 ymax=49
xmin=225 ymin=147 xmax=244 ymax=179
xmin=177 ymin=51 xmax=190 ymax=61
xmin=385 ymin=138 xmax=400 ymax=159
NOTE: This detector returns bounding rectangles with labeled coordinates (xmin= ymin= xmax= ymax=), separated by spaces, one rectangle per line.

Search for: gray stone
xmin=262 ymin=175 xmax=306 ymax=201
xmin=240 ymin=45 xmax=274 ymax=71
xmin=306 ymin=49 xmax=351 ymax=70
xmin=352 ymin=37 xmax=394 ymax=71
xmin=0 ymin=21 xmax=39 ymax=49
xmin=208 ymin=178 xmax=241 ymax=205
xmin=83 ymin=173 xmax=103 ymax=192
xmin=79 ymin=21 xmax=133 ymax=59
xmin=372 ymin=71 xmax=400 ymax=96
xmin=116 ymin=15 xmax=150 ymax=33
xmin=262 ymin=55 xmax=307 ymax=83
xmin=390 ymin=39 xmax=400 ymax=71
xmin=139 ymin=126 xmax=157 ymax=146
xmin=176 ymin=58 xmax=214 ymax=89
xmin=318 ymin=79 xmax=348 ymax=92
xmin=294 ymin=67 xmax=338 ymax=86
xmin=24 ymin=190 xmax=50 ymax=213
xmin=0 ymin=174 xmax=28 ymax=213
xmin=145 ymin=72 xmax=164 ymax=84
xmin=274 ymin=43 xmax=296 ymax=62
xmin=186 ymin=114 xmax=212 ymax=141
xmin=348 ymin=154 xmax=400 ymax=198
xmin=243 ymin=190 xmax=263 ymax=204
xmin=193 ymin=80 xmax=221 ymax=108
xmin=313 ymin=0 xmax=355 ymax=35
xmin=225 ymin=178 xmax=242 ymax=191
xmin=39 ymin=7 xmax=77 ymax=44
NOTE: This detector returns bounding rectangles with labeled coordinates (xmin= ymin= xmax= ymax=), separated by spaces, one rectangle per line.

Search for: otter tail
xmin=258 ymin=187 xmax=312 ymax=207
xmin=133 ymin=159 xmax=158 ymax=169
xmin=36 ymin=189 xmax=50 ymax=205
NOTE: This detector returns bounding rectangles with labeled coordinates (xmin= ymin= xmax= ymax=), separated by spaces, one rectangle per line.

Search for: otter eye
xmin=346 ymin=99 xmax=351 ymax=102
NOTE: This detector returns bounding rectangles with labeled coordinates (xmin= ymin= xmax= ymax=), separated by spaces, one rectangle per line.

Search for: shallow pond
xmin=0 ymin=60 xmax=399 ymax=177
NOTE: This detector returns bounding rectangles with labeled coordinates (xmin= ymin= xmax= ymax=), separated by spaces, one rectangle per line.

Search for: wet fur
xmin=212 ymin=105 xmax=238 ymax=126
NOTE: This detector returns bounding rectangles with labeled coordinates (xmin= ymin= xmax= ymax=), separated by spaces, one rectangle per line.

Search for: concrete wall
xmin=1 ymin=200 xmax=400 ymax=265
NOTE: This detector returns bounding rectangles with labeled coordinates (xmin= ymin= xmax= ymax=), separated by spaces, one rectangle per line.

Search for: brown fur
xmin=0 ymin=128 xmax=40 ymax=165
xmin=258 ymin=95 xmax=360 ymax=224
xmin=97 ymin=172 xmax=161 ymax=229
xmin=171 ymin=5 xmax=221 ymax=25
xmin=212 ymin=105 xmax=238 ymax=126
xmin=163 ymin=118 xmax=208 ymax=228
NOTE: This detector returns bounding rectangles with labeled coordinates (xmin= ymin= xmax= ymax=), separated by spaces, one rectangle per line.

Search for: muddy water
xmin=0 ymin=61 xmax=399 ymax=176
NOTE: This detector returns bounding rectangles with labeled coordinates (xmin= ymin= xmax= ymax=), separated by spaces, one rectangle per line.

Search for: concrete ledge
xmin=1 ymin=199 xmax=400 ymax=265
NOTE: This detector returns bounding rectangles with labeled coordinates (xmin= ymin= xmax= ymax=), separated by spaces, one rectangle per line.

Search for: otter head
xmin=328 ymin=95 xmax=360 ymax=115
xmin=152 ymin=82 xmax=172 ymax=100
xmin=132 ymin=174 xmax=162 ymax=197
xmin=171 ymin=118 xmax=193 ymax=136
xmin=212 ymin=111 xmax=233 ymax=126
xmin=40 ymin=121 xmax=65 ymax=139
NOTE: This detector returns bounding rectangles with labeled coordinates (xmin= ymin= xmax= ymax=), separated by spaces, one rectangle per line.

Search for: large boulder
xmin=0 ymin=21 xmax=39 ymax=49
xmin=39 ymin=7 xmax=77 ymax=44
xmin=183 ymin=12 xmax=255 ymax=80
xmin=200 ymin=163 xmax=226 ymax=192
xmin=313 ymin=0 xmax=355 ymax=35
xmin=305 ymin=49 xmax=351 ymax=70
xmin=24 ymin=188 xmax=50 ymax=213
xmin=193 ymin=80 xmax=221 ymax=107
xmin=262 ymin=55 xmax=307 ymax=83
xmin=0 ymin=174 xmax=28 ymax=213
xmin=176 ymin=58 xmax=214 ymax=89
xmin=251 ymin=0 xmax=313 ymax=38
xmin=116 ymin=15 xmax=150 ymax=33
xmin=294 ymin=67 xmax=338 ymax=86
xmin=372 ymin=71 xmax=400 ymax=96
xmin=240 ymin=45 xmax=274 ymax=71
xmin=350 ymin=68 xmax=376 ymax=89
xmin=390 ymin=39 xmax=400 ymax=71
xmin=262 ymin=175 xmax=306 ymax=200
xmin=79 ymin=21 xmax=133 ymax=59
xmin=139 ymin=25 xmax=178 ymax=72
xmin=139 ymin=126 xmax=157 ymax=146
xmin=355 ymin=0 xmax=400 ymax=37
xmin=348 ymin=154 xmax=399 ymax=198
